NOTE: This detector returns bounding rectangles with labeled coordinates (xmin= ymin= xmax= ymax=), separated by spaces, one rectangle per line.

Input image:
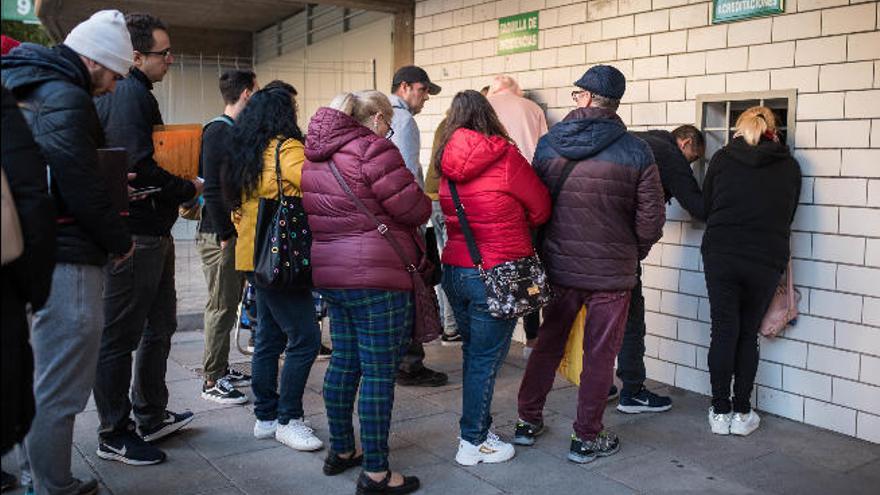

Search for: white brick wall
xmin=414 ymin=0 xmax=880 ymax=441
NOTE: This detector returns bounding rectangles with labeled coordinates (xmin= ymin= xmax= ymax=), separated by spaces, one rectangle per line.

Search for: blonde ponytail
xmin=328 ymin=90 xmax=393 ymax=128
xmin=734 ymin=106 xmax=777 ymax=146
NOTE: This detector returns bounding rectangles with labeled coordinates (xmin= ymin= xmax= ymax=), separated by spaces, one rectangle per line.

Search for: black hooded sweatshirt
xmin=701 ymin=136 xmax=801 ymax=271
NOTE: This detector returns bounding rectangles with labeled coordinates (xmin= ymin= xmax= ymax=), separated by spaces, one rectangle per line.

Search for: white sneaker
xmin=455 ymin=431 xmax=516 ymax=466
xmin=708 ymin=407 xmax=732 ymax=435
xmin=275 ymin=418 xmax=323 ymax=451
xmin=253 ymin=419 xmax=278 ymax=439
xmin=730 ymin=410 xmax=761 ymax=436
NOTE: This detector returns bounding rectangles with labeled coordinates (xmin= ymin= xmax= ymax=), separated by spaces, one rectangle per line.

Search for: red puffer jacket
xmin=302 ymin=107 xmax=431 ymax=291
xmin=439 ymin=128 xmax=551 ymax=269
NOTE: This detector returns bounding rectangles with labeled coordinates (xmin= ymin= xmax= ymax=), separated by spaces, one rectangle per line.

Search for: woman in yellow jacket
xmin=225 ymin=81 xmax=323 ymax=452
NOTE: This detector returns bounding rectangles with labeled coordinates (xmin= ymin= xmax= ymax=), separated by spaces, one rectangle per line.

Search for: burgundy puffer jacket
xmin=439 ymin=128 xmax=551 ymax=269
xmin=302 ymin=107 xmax=431 ymax=291
xmin=533 ymin=107 xmax=665 ymax=291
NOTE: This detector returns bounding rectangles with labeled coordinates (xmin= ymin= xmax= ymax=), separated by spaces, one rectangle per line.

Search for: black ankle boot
xmin=355 ymin=470 xmax=420 ymax=495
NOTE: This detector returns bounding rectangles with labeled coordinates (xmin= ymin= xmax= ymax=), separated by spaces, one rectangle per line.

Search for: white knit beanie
xmin=64 ymin=10 xmax=133 ymax=76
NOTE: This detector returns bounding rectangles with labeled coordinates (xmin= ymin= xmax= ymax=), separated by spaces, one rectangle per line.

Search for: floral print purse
xmin=448 ymin=182 xmax=552 ymax=319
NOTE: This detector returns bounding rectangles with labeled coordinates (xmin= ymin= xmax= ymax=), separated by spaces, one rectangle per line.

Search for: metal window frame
xmin=694 ymin=89 xmax=798 ymax=184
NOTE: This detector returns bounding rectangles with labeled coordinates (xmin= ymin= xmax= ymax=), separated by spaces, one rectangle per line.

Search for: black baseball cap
xmin=392 ymin=65 xmax=441 ymax=95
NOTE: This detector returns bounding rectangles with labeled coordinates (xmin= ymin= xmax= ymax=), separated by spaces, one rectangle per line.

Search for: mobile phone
xmin=129 ymin=186 xmax=162 ymax=198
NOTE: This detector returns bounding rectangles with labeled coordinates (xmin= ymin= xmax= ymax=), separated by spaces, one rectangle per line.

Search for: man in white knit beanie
xmin=1 ymin=8 xmax=136 ymax=495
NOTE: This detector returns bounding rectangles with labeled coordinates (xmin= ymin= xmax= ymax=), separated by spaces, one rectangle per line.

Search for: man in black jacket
xmin=93 ymin=12 xmax=202 ymax=466
xmin=196 ymin=69 xmax=257 ymax=405
xmin=614 ymin=125 xmax=706 ymax=414
xmin=1 ymin=10 xmax=134 ymax=494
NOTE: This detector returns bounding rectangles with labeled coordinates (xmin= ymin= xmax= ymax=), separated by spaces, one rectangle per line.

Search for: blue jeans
xmin=251 ymin=286 xmax=320 ymax=424
xmin=442 ymin=265 xmax=516 ymax=445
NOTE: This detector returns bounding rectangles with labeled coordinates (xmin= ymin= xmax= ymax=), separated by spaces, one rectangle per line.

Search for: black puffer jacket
xmin=701 ymin=136 xmax=801 ymax=270
xmin=533 ymin=107 xmax=665 ymax=291
xmin=95 ymin=68 xmax=196 ymax=236
xmin=1 ymin=43 xmax=132 ymax=265
xmin=633 ymin=130 xmax=705 ymax=221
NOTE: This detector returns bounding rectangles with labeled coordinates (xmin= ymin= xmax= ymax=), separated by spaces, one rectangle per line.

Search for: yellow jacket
xmin=233 ymin=137 xmax=305 ymax=272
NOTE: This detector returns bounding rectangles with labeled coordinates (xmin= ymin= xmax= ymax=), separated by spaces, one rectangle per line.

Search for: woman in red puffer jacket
xmin=434 ymin=90 xmax=551 ymax=467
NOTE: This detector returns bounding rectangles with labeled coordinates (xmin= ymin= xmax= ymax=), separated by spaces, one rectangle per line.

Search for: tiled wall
xmin=413 ymin=0 xmax=880 ymax=442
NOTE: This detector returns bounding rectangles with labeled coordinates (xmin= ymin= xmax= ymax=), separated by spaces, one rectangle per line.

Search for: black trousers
xmin=704 ymin=253 xmax=780 ymax=414
xmin=95 ymin=235 xmax=178 ymax=437
xmin=616 ymin=265 xmax=646 ymax=395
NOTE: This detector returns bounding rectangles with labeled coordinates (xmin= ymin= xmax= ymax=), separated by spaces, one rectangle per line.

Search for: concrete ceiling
xmin=36 ymin=0 xmax=414 ymax=63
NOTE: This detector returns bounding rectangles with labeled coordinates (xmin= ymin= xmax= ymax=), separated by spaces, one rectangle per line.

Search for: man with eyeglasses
xmin=93 ymin=12 xmax=202 ymax=466
xmin=387 ymin=65 xmax=450 ymax=388
xmin=2 ymin=10 xmax=135 ymax=493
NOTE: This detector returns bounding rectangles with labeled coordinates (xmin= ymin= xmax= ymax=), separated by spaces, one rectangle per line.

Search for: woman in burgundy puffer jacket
xmin=434 ymin=90 xmax=551 ymax=467
xmin=302 ymin=90 xmax=429 ymax=495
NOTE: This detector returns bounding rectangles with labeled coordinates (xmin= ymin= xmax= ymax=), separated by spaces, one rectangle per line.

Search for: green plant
xmin=1 ymin=20 xmax=52 ymax=46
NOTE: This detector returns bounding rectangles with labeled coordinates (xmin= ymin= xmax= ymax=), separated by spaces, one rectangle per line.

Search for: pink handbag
xmin=760 ymin=260 xmax=800 ymax=338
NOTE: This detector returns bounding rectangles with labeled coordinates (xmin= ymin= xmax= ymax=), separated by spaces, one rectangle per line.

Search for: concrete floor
xmin=3 ymin=240 xmax=879 ymax=494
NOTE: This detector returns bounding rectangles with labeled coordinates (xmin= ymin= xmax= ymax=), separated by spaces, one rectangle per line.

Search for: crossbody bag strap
xmin=273 ymin=139 xmax=285 ymax=201
xmin=448 ymin=181 xmax=484 ymax=271
xmin=326 ymin=159 xmax=417 ymax=272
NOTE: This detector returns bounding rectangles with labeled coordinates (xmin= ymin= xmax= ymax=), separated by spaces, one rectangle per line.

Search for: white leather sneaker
xmin=730 ymin=410 xmax=761 ymax=436
xmin=253 ymin=419 xmax=278 ymax=440
xmin=708 ymin=407 xmax=732 ymax=435
xmin=454 ymin=431 xmax=516 ymax=466
xmin=275 ymin=418 xmax=323 ymax=451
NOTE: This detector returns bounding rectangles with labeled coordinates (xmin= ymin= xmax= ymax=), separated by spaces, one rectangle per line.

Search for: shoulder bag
xmin=448 ymin=181 xmax=552 ymax=320
xmin=252 ymin=139 xmax=312 ymax=289
xmin=760 ymin=259 xmax=801 ymax=338
xmin=326 ymin=159 xmax=441 ymax=344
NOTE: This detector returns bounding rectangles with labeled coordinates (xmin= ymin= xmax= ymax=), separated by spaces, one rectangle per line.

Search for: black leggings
xmin=704 ymin=253 xmax=781 ymax=414
xmin=523 ymin=310 xmax=540 ymax=340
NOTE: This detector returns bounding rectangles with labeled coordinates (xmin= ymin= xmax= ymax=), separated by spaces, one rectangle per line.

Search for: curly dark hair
xmin=225 ymin=84 xmax=304 ymax=207
xmin=431 ymin=90 xmax=511 ymax=178
xmin=125 ymin=13 xmax=167 ymax=53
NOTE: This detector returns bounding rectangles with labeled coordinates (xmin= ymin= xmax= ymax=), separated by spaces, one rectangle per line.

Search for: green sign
xmin=1 ymin=0 xmax=39 ymax=23
xmin=712 ymin=0 xmax=784 ymax=24
xmin=498 ymin=11 xmax=539 ymax=55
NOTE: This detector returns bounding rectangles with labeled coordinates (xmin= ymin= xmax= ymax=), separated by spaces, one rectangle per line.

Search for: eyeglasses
xmin=571 ymin=90 xmax=588 ymax=102
xmin=141 ymin=48 xmax=173 ymax=59
xmin=377 ymin=114 xmax=394 ymax=139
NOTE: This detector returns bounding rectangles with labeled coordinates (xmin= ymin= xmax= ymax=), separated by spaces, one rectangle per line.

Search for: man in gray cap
xmin=388 ymin=65 xmax=449 ymax=388
xmin=2 ymin=9 xmax=135 ymax=494
xmin=515 ymin=65 xmax=665 ymax=463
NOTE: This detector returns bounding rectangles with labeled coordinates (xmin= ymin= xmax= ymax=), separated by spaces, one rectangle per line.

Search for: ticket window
xmin=694 ymin=90 xmax=797 ymax=187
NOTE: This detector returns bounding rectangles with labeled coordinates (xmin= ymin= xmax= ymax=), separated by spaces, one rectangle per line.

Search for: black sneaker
xmin=316 ymin=344 xmax=332 ymax=361
xmin=356 ymin=471 xmax=420 ymax=495
xmin=568 ymin=431 xmax=620 ymax=464
xmin=224 ymin=367 xmax=251 ymax=386
xmin=440 ymin=332 xmax=463 ymax=346
xmin=617 ymin=386 xmax=672 ymax=414
xmin=323 ymin=450 xmax=363 ymax=476
xmin=1 ymin=470 xmax=17 ymax=492
xmin=140 ymin=410 xmax=194 ymax=442
xmin=97 ymin=430 xmax=166 ymax=465
xmin=396 ymin=367 xmax=448 ymax=387
xmin=607 ymin=385 xmax=619 ymax=402
xmin=72 ymin=477 xmax=99 ymax=495
xmin=513 ymin=419 xmax=544 ymax=446
xmin=202 ymin=378 xmax=248 ymax=405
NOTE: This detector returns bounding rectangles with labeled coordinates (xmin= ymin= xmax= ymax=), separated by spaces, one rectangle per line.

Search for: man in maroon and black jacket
xmin=515 ymin=65 xmax=665 ymax=463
